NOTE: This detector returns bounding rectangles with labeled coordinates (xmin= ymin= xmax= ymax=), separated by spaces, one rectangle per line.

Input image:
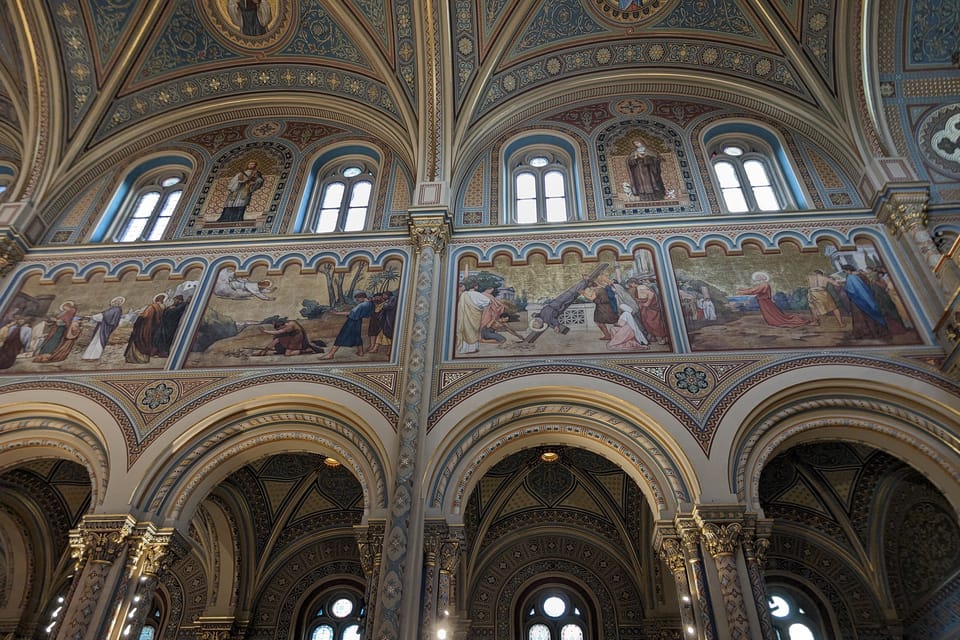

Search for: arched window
xmin=510 ymin=151 xmax=572 ymax=224
xmin=304 ymin=590 xmax=365 ymax=640
xmin=768 ymin=588 xmax=825 ymax=640
xmin=522 ymin=588 xmax=589 ymax=640
xmin=112 ymin=171 xmax=185 ymax=242
xmin=710 ymin=139 xmax=790 ymax=213
xmin=310 ymin=162 xmax=375 ymax=233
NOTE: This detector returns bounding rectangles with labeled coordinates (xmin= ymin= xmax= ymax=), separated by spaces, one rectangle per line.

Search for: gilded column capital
xmin=699 ymin=522 xmax=743 ymax=558
xmin=423 ymin=521 xmax=448 ymax=567
xmin=356 ymin=521 xmax=386 ymax=577
xmin=131 ymin=528 xmax=189 ymax=578
xmin=69 ymin=515 xmax=136 ymax=564
xmin=659 ymin=537 xmax=687 ymax=573
xmin=408 ymin=212 xmax=452 ymax=255
xmin=0 ymin=235 xmax=24 ymax=277
xmin=438 ymin=528 xmax=464 ymax=574
xmin=878 ymin=191 xmax=929 ymax=236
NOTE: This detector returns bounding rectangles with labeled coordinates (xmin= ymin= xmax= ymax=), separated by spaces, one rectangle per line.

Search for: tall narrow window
xmin=312 ymin=164 xmax=374 ymax=233
xmin=115 ymin=173 xmax=184 ymax=242
xmin=511 ymin=152 xmax=571 ymax=224
xmin=708 ymin=135 xmax=796 ymax=214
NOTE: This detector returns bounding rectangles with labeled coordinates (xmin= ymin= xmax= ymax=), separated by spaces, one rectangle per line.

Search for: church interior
xmin=0 ymin=1 xmax=959 ymax=639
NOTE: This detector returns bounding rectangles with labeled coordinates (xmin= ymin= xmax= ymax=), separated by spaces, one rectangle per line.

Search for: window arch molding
xmin=295 ymin=145 xmax=381 ymax=234
xmin=0 ymin=163 xmax=15 ymax=201
xmin=702 ymin=122 xmax=807 ymax=214
xmin=92 ymin=154 xmax=193 ymax=242
xmin=501 ymin=132 xmax=582 ymax=225
xmin=765 ymin=579 xmax=836 ymax=640
xmin=296 ymin=580 xmax=367 ymax=640
xmin=515 ymin=578 xmax=598 ymax=640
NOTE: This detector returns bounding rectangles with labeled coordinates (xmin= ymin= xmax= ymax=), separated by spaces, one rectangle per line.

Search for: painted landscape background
xmin=670 ymin=241 xmax=921 ymax=350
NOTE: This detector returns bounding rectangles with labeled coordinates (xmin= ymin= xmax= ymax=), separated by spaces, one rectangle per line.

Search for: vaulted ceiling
xmin=0 ymin=0 xmax=954 ymax=212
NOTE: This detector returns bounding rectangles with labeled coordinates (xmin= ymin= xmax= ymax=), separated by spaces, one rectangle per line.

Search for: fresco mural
xmin=453 ymin=248 xmax=671 ymax=358
xmin=190 ymin=142 xmax=292 ymax=235
xmin=599 ymin=121 xmax=693 ymax=214
xmin=670 ymin=240 xmax=923 ymax=350
xmin=0 ymin=268 xmax=202 ymax=372
xmin=186 ymin=259 xmax=401 ymax=367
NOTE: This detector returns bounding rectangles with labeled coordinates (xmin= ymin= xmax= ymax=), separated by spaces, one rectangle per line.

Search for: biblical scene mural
xmin=670 ymin=240 xmax=922 ymax=350
xmin=186 ymin=259 xmax=402 ymax=367
xmin=453 ymin=248 xmax=670 ymax=358
xmin=600 ymin=122 xmax=692 ymax=213
xmin=0 ymin=268 xmax=202 ymax=372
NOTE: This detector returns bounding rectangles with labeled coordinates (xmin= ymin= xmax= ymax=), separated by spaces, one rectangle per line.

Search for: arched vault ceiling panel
xmin=768 ymin=0 xmax=803 ymax=38
xmin=126 ymin=0 xmax=372 ymax=91
xmin=474 ymin=44 xmax=811 ymax=120
xmin=85 ymin=0 xmax=144 ymax=74
xmin=0 ymin=91 xmax=17 ymax=132
xmin=347 ymin=0 xmax=392 ymax=57
xmin=127 ymin=0 xmax=243 ymax=87
xmin=47 ymin=1 xmax=98 ymax=137
xmin=0 ymin=2 xmax=24 ymax=92
xmin=798 ymin=0 xmax=837 ymax=91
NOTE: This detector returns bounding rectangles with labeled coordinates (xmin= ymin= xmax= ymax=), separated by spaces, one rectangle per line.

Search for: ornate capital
xmin=699 ymin=522 xmax=743 ymax=558
xmin=356 ymin=521 xmax=386 ymax=576
xmin=70 ymin=516 xmax=136 ymax=564
xmin=0 ymin=236 xmax=24 ymax=277
xmin=879 ymin=191 xmax=929 ymax=236
xmin=659 ymin=537 xmax=687 ymax=573
xmin=438 ymin=528 xmax=464 ymax=574
xmin=130 ymin=528 xmax=189 ymax=578
xmin=408 ymin=213 xmax=452 ymax=255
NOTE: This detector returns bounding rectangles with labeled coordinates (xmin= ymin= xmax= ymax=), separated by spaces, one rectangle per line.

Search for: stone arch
xmin=0 ymin=408 xmax=109 ymax=508
xmin=137 ymin=398 xmax=390 ymax=527
xmin=730 ymin=381 xmax=960 ymax=516
xmin=427 ymin=385 xmax=697 ymax=520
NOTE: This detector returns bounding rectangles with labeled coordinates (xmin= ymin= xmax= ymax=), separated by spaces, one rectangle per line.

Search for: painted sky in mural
xmin=453 ymin=248 xmax=670 ymax=358
xmin=670 ymin=240 xmax=922 ymax=350
xmin=186 ymin=259 xmax=401 ymax=367
xmin=0 ymin=268 xmax=202 ymax=372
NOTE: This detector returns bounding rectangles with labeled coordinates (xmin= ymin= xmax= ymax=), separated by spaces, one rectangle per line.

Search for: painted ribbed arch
xmin=138 ymin=402 xmax=390 ymax=527
xmin=731 ymin=384 xmax=960 ymax=517
xmin=0 ymin=409 xmax=110 ymax=508
xmin=427 ymin=394 xmax=696 ymax=519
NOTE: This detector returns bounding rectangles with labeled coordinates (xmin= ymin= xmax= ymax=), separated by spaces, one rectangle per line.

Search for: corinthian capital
xmin=70 ymin=516 xmax=136 ymax=564
xmin=879 ymin=191 xmax=929 ymax=235
xmin=699 ymin=522 xmax=743 ymax=558
xmin=408 ymin=212 xmax=452 ymax=255
xmin=0 ymin=236 xmax=24 ymax=277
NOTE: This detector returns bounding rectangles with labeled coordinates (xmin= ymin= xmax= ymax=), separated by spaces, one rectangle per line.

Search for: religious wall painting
xmin=598 ymin=121 xmax=695 ymax=215
xmin=200 ymin=0 xmax=295 ymax=50
xmin=453 ymin=248 xmax=671 ymax=359
xmin=187 ymin=142 xmax=292 ymax=236
xmin=186 ymin=259 xmax=402 ymax=368
xmin=0 ymin=267 xmax=203 ymax=373
xmin=670 ymin=240 xmax=922 ymax=351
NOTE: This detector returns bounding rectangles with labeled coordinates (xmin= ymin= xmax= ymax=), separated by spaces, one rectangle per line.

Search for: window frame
xmin=307 ymin=160 xmax=376 ymax=234
xmin=521 ymin=587 xmax=590 ymax=640
xmin=707 ymin=135 xmax=795 ymax=214
xmin=507 ymin=149 xmax=574 ymax=225
xmin=110 ymin=169 xmax=186 ymax=243
xmin=303 ymin=589 xmax=365 ymax=640
xmin=767 ymin=586 xmax=828 ymax=640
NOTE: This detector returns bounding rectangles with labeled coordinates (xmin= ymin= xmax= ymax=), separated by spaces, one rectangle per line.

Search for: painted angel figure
xmin=227 ymin=0 xmax=272 ymax=36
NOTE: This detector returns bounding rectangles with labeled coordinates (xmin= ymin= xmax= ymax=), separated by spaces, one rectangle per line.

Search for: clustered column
xmin=663 ymin=510 xmax=775 ymax=640
xmin=357 ymin=521 xmax=386 ymax=636
xmin=420 ymin=521 xmax=464 ymax=640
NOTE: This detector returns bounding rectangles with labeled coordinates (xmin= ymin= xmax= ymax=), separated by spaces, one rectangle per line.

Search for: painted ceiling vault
xmin=0 ymin=0 xmax=957 ymax=213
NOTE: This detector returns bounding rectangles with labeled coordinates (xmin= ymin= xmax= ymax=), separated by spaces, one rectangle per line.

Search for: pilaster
xmin=676 ymin=516 xmax=718 ymax=640
xmin=653 ymin=522 xmax=698 ymax=638
xmin=356 ymin=520 xmax=386 ymax=637
xmin=371 ymin=211 xmax=451 ymax=640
